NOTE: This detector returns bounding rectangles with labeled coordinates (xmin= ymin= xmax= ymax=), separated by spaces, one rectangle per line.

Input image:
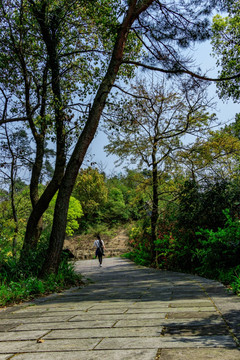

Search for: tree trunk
xmin=22 ymin=2 xmax=66 ymax=254
xmin=40 ymin=1 xmax=156 ymax=276
xmin=150 ymin=142 xmax=158 ymax=265
xmin=28 ymin=136 xmax=45 ymax=248
xmin=22 ymin=139 xmax=65 ymax=251
xmin=10 ymin=157 xmax=18 ymax=258
xmin=27 ymin=63 xmax=49 ymax=248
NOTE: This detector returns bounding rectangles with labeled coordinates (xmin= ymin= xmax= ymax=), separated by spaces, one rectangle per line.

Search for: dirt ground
xmin=63 ymin=228 xmax=131 ymax=260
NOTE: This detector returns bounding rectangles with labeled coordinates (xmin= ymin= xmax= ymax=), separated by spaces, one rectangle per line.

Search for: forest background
xmin=1 ymin=0 xmax=240 ymax=306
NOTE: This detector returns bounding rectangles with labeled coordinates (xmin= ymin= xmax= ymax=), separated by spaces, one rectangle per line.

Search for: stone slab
xmin=43 ymin=326 xmax=163 ymax=339
xmin=0 ymin=319 xmax=23 ymax=325
xmin=0 ymin=312 xmax=50 ymax=319
xmin=171 ymin=294 xmax=208 ymax=299
xmin=159 ymin=348 xmax=240 ymax=360
xmin=126 ymin=307 xmax=216 ymax=313
xmin=0 ymin=330 xmax=48 ymax=341
xmin=93 ymin=300 xmax=136 ymax=304
xmin=163 ymin=319 xmax=226 ymax=326
xmin=139 ymin=296 xmax=172 ymax=301
xmin=0 ymin=315 xmax=72 ymax=324
xmin=0 ymin=355 xmax=14 ymax=360
xmin=0 ymin=341 xmax=36 ymax=353
xmin=114 ymin=319 xmax=167 ymax=327
xmin=14 ymin=320 xmax=116 ymax=331
xmin=169 ymin=301 xmax=213 ymax=307
xmin=31 ymin=301 xmax=96 ymax=309
xmin=96 ymin=335 xmax=237 ymax=349
xmin=10 ymin=349 xmax=158 ymax=360
xmin=169 ymin=299 xmax=212 ymax=304
xmin=0 ymin=338 xmax=100 ymax=353
xmin=127 ymin=301 xmax=170 ymax=308
xmin=163 ymin=324 xmax=229 ymax=336
xmin=113 ymin=318 xmax=227 ymax=329
xmin=86 ymin=308 xmax=128 ymax=314
xmin=0 ymin=323 xmax=20 ymax=331
xmin=70 ymin=313 xmax=166 ymax=321
xmin=126 ymin=308 xmax=169 ymax=313
xmin=167 ymin=312 xmax=220 ymax=319
xmin=10 ymin=310 xmax=88 ymax=317
xmin=84 ymin=303 xmax=134 ymax=309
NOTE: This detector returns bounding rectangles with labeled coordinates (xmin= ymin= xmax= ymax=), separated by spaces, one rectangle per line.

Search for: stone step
xmin=64 ymin=228 xmax=130 ymax=260
xmin=75 ymin=248 xmax=129 ymax=260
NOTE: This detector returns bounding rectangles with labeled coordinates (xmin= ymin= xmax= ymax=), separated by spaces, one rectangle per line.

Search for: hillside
xmin=63 ymin=228 xmax=131 ymax=260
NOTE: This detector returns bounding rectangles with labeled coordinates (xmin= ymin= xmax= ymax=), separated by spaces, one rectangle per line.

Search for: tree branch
xmin=121 ymin=60 xmax=240 ymax=82
xmin=0 ymin=117 xmax=29 ymax=125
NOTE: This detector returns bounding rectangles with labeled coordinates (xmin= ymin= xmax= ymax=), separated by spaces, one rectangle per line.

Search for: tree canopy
xmin=211 ymin=0 xmax=240 ymax=101
xmin=1 ymin=0 xmax=234 ymax=274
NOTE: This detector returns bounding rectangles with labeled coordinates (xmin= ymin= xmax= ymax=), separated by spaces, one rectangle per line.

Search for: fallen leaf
xmin=37 ymin=339 xmax=44 ymax=343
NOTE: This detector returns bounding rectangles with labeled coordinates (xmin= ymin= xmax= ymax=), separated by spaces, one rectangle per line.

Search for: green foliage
xmin=177 ymin=179 xmax=240 ymax=232
xmin=229 ymin=266 xmax=240 ymax=294
xmin=0 ymin=235 xmax=13 ymax=264
xmin=0 ymin=186 xmax=32 ymax=255
xmin=72 ymin=168 xmax=139 ymax=229
xmin=123 ymin=248 xmax=151 ymax=267
xmin=0 ymin=258 xmax=82 ymax=307
xmin=0 ymin=235 xmax=49 ymax=282
xmin=126 ymin=176 xmax=240 ymax=295
xmin=101 ymin=187 xmax=129 ymax=224
xmin=104 ymin=171 xmax=147 ymax=222
xmin=44 ymin=194 xmax=83 ymax=236
xmin=0 ymin=232 xmax=82 ymax=307
xmin=195 ymin=209 xmax=240 ymax=278
xmin=0 ymin=184 xmax=83 ymax=252
xmin=84 ymin=223 xmax=118 ymax=238
xmin=123 ymin=220 xmax=152 ymax=267
xmin=66 ymin=197 xmax=83 ymax=236
xmin=73 ymin=167 xmax=108 ymax=224
xmin=211 ymin=2 xmax=240 ymax=101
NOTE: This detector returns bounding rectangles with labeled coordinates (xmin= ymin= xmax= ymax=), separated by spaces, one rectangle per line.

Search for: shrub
xmin=0 ymin=258 xmax=82 ymax=307
xmin=123 ymin=220 xmax=152 ymax=266
xmin=195 ymin=209 xmax=240 ymax=279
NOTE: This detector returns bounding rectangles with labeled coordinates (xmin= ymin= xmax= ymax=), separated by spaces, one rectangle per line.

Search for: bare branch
xmin=112 ymin=84 xmax=152 ymax=101
xmin=0 ymin=117 xmax=29 ymax=125
xmin=121 ymin=60 xmax=240 ymax=82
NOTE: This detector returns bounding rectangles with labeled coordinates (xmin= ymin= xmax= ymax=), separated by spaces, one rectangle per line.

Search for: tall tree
xmin=0 ymin=0 xmax=53 ymax=246
xmin=0 ymin=0 xmax=224 ymax=273
xmin=0 ymin=126 xmax=31 ymax=255
xmin=22 ymin=0 xmax=135 ymax=251
xmin=104 ymin=79 xmax=214 ymax=263
xmin=38 ymin=0 xmax=225 ymax=275
xmin=0 ymin=0 xmax=120 ymax=250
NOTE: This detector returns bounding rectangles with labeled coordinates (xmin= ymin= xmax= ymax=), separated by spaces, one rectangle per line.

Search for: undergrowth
xmin=0 ymin=260 xmax=83 ymax=307
xmin=0 ymin=247 xmax=83 ymax=307
xmin=123 ymin=213 xmax=240 ymax=296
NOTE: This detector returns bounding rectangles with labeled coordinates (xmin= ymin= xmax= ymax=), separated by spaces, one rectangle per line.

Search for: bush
xmin=0 ymin=258 xmax=83 ymax=307
xmin=0 ymin=234 xmax=83 ymax=307
xmin=195 ymin=209 xmax=240 ymax=279
xmin=123 ymin=248 xmax=151 ymax=267
xmin=123 ymin=220 xmax=152 ymax=266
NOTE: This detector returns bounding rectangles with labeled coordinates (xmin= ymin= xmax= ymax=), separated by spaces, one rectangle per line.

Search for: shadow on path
xmin=0 ymin=257 xmax=239 ymax=359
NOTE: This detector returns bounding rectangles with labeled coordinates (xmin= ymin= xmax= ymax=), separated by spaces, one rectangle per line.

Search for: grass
xmin=0 ymin=259 xmax=84 ymax=307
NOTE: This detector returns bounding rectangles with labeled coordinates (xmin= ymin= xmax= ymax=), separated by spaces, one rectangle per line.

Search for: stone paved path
xmin=0 ymin=257 xmax=240 ymax=359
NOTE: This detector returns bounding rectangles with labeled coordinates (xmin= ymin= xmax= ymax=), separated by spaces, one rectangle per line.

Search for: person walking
xmin=93 ymin=234 xmax=105 ymax=267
